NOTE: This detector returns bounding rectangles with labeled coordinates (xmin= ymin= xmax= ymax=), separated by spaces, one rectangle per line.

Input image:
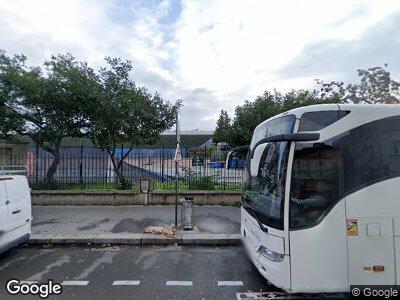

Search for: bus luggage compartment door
xmin=347 ymin=217 xmax=395 ymax=286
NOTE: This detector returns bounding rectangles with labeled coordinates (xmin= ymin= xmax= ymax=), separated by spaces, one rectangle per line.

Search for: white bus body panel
xmin=0 ymin=176 xmax=31 ymax=254
xmin=241 ymin=207 xmax=290 ymax=291
xmin=345 ymin=177 xmax=400 ymax=286
xmin=289 ymin=201 xmax=349 ymax=293
xmin=395 ymin=232 xmax=400 ymax=286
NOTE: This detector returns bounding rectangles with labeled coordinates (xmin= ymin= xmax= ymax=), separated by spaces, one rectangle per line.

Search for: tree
xmin=0 ymin=50 xmax=99 ymax=181
xmin=88 ymin=57 xmax=180 ymax=189
xmin=0 ymin=88 xmax=23 ymax=140
xmin=222 ymin=89 xmax=340 ymax=147
xmin=213 ymin=110 xmax=231 ymax=143
xmin=318 ymin=65 xmax=400 ymax=104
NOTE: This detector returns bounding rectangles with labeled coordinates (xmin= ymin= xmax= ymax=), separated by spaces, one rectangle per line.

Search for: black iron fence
xmin=4 ymin=148 xmax=245 ymax=191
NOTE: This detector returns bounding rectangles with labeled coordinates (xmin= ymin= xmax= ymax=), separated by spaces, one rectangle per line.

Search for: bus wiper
xmin=242 ymin=201 xmax=269 ymax=233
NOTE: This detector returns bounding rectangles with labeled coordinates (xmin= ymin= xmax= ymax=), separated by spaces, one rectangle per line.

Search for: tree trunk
xmin=109 ymin=148 xmax=133 ymax=190
xmin=110 ymin=156 xmax=124 ymax=188
xmin=45 ymin=142 xmax=61 ymax=183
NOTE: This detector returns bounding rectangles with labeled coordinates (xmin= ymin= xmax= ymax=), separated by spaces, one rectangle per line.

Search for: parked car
xmin=0 ymin=175 xmax=32 ymax=255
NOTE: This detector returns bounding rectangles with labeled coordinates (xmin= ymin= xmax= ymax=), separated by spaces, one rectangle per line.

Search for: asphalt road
xmin=0 ymin=245 xmax=276 ymax=300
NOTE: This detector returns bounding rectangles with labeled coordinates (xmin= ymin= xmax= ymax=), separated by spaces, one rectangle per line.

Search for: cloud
xmin=1 ymin=0 xmax=400 ymax=130
xmin=276 ymin=11 xmax=400 ymax=83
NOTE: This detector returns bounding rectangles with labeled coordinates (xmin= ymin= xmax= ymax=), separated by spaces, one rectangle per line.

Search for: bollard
xmin=180 ymin=196 xmax=194 ymax=230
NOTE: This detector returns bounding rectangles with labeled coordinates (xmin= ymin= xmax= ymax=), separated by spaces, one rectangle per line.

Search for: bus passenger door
xmin=346 ymin=217 xmax=395 ymax=286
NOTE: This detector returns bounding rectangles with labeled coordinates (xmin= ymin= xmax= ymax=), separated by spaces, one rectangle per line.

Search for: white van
xmin=0 ymin=175 xmax=32 ymax=254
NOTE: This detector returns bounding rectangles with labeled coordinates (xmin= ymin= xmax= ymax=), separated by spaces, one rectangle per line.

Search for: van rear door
xmin=0 ymin=179 xmax=8 ymax=236
xmin=5 ymin=176 xmax=31 ymax=231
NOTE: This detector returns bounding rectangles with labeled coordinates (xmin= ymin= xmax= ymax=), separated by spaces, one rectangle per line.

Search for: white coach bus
xmin=231 ymin=104 xmax=400 ymax=293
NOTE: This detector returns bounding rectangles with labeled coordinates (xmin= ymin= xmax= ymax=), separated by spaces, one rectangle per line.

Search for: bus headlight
xmin=258 ymin=245 xmax=284 ymax=262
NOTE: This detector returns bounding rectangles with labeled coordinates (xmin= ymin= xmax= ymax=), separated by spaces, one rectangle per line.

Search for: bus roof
xmin=255 ymin=103 xmax=400 ymax=131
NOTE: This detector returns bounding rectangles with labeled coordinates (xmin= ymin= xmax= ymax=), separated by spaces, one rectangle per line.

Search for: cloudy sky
xmin=1 ymin=0 xmax=400 ymax=130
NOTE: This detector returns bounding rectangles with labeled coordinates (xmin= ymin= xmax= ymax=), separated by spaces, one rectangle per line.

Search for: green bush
xmin=181 ymin=169 xmax=219 ymax=190
xmin=116 ymin=177 xmax=135 ymax=190
xmin=29 ymin=181 xmax=65 ymax=190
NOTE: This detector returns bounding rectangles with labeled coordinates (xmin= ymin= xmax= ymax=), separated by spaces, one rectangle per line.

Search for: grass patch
xmin=30 ymin=180 xmax=243 ymax=191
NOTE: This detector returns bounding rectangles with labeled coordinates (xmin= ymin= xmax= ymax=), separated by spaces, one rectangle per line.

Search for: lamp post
xmin=174 ymin=112 xmax=181 ymax=227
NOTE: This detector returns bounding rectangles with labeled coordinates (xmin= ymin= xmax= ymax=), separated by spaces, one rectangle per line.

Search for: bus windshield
xmin=243 ymin=115 xmax=295 ymax=230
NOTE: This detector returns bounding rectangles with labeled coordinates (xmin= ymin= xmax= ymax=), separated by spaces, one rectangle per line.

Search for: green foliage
xmin=28 ymin=180 xmax=242 ymax=191
xmin=188 ymin=145 xmax=215 ymax=158
xmin=181 ymin=168 xmax=219 ymax=190
xmin=29 ymin=181 xmax=137 ymax=191
xmin=212 ymin=65 xmax=400 ymax=147
xmin=216 ymin=89 xmax=340 ymax=147
xmin=318 ymin=65 xmax=400 ymax=104
xmin=0 ymin=50 xmax=99 ymax=181
xmin=87 ymin=57 xmax=181 ymax=188
xmin=213 ymin=110 xmax=231 ymax=143
xmin=115 ymin=177 xmax=135 ymax=190
xmin=0 ymin=50 xmax=180 ymax=188
xmin=29 ymin=181 xmax=65 ymax=190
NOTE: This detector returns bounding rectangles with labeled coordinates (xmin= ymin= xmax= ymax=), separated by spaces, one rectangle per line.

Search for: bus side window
xmin=298 ymin=110 xmax=348 ymax=132
xmin=290 ymin=142 xmax=343 ymax=230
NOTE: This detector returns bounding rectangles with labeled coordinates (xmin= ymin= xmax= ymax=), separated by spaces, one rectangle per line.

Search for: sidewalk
xmin=30 ymin=205 xmax=241 ymax=246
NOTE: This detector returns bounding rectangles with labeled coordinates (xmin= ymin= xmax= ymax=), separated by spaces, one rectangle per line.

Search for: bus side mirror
xmin=225 ymin=151 xmax=233 ymax=170
xmin=225 ymin=145 xmax=250 ymax=170
xmin=251 ymin=132 xmax=320 ymax=158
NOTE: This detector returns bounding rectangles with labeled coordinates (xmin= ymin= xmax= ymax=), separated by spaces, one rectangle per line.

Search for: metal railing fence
xmin=1 ymin=147 xmax=245 ymax=191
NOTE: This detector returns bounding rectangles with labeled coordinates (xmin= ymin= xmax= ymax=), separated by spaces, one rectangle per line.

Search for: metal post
xmin=161 ymin=146 xmax=165 ymax=183
xmin=35 ymin=144 xmax=39 ymax=183
xmin=79 ymin=144 xmax=83 ymax=186
xmin=175 ymin=160 xmax=178 ymax=226
xmin=203 ymin=145 xmax=208 ymax=185
xmin=174 ymin=112 xmax=180 ymax=227
xmin=121 ymin=144 xmax=124 ymax=177
xmin=181 ymin=196 xmax=194 ymax=230
xmin=204 ymin=145 xmax=207 ymax=178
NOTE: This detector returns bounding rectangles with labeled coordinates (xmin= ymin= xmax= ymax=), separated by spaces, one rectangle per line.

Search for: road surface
xmin=0 ymin=245 xmax=276 ymax=299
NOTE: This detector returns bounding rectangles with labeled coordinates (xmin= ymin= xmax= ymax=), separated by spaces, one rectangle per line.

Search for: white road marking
xmin=76 ymin=252 xmax=116 ymax=280
xmin=218 ymin=281 xmax=243 ymax=286
xmin=166 ymin=281 xmax=193 ymax=286
xmin=236 ymin=292 xmax=346 ymax=299
xmin=112 ymin=280 xmax=140 ymax=286
xmin=61 ymin=280 xmax=89 ymax=286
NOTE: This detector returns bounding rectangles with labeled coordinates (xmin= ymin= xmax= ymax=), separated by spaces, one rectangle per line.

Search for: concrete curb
xmin=28 ymin=233 xmax=241 ymax=246
xmin=31 ymin=190 xmax=241 ymax=206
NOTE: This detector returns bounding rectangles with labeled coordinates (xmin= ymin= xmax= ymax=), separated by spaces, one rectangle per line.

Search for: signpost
xmin=174 ymin=112 xmax=181 ymax=227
